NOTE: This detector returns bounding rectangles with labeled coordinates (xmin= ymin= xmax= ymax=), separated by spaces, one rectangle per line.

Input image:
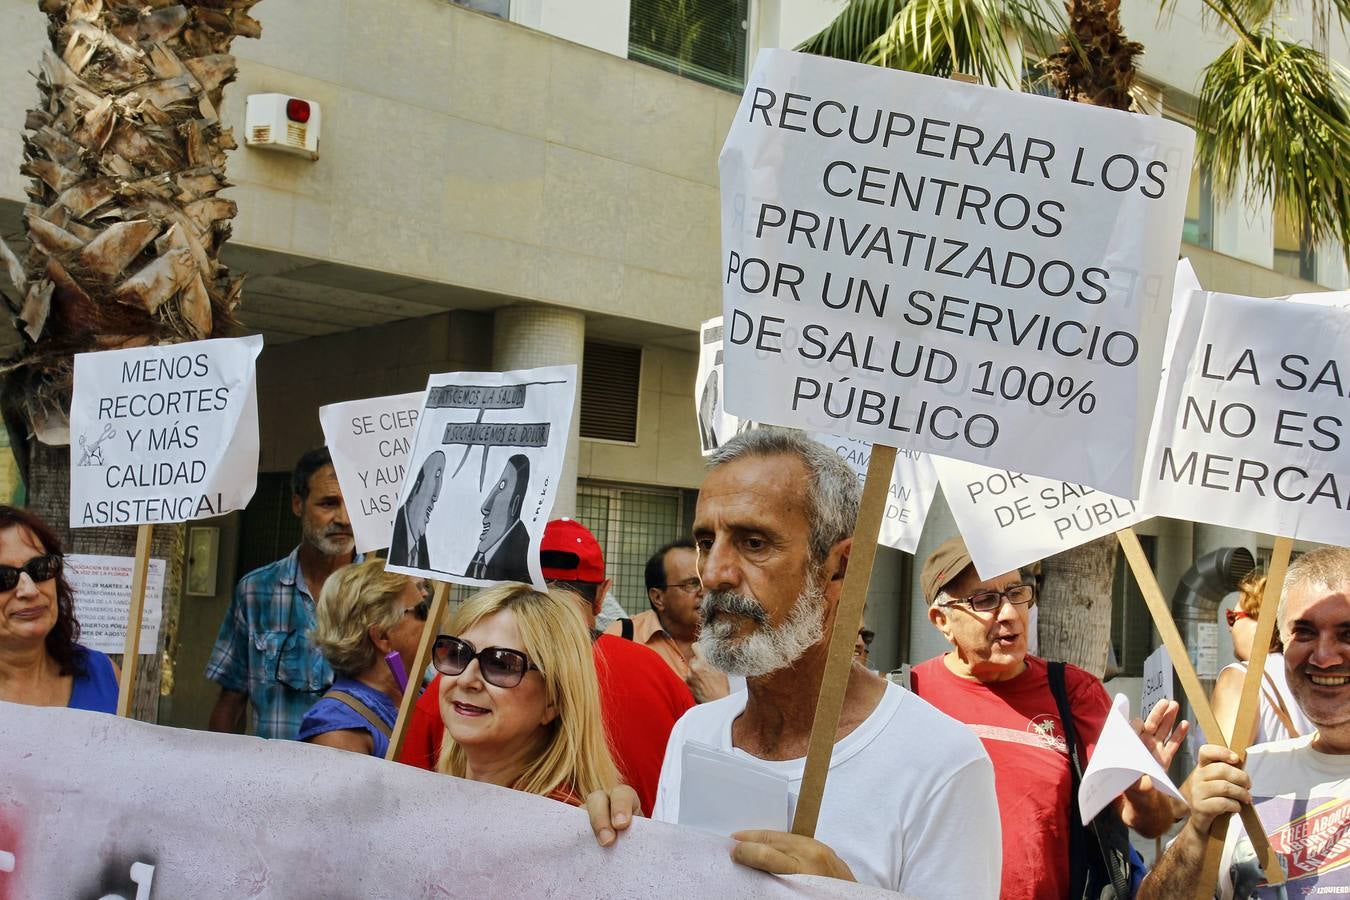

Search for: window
xmin=454 ymin=0 xmax=507 ymax=18
xmin=1273 ymin=197 xmax=1317 ymax=282
xmin=576 ymin=481 xmax=698 ymax=614
xmin=1110 ymin=534 xmax=1155 ymax=677
xmin=580 ymin=341 xmax=642 ymax=443
xmin=1182 ymin=168 xmax=1214 ymax=249
xmin=628 ymin=0 xmax=749 ymax=92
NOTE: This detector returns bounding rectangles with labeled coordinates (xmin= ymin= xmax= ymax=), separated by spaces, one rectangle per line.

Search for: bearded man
xmin=206 ymin=447 xmax=360 ymax=739
xmin=587 ymin=429 xmax=1002 ymax=897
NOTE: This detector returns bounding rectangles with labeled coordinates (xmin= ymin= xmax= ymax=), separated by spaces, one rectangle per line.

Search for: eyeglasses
xmin=431 ymin=635 xmax=539 ymax=688
xmin=0 ymin=554 xmax=61 ymax=591
xmin=940 ymin=584 xmax=1035 ymax=613
xmin=659 ymin=578 xmax=702 ymax=594
xmin=402 ymin=599 xmax=430 ymax=621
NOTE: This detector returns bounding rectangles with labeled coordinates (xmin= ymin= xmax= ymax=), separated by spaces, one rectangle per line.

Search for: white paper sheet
xmin=678 ymin=741 xmax=793 ymax=836
xmin=65 ymin=554 xmax=167 ymax=655
xmin=1078 ymin=693 xmax=1184 ymax=823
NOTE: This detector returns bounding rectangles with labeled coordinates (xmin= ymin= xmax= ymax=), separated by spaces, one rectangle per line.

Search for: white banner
xmin=65 ymin=554 xmax=167 ymax=655
xmin=318 ymin=391 xmax=424 ymax=554
xmin=719 ymin=50 xmax=1194 ymax=497
xmin=0 ymin=703 xmax=887 ymax=899
xmin=386 ymin=366 xmax=576 ymax=590
xmin=1141 ymin=290 xmax=1350 ymax=546
xmin=68 ymin=335 xmax=262 ymax=527
xmin=934 ymin=458 xmax=1145 ymax=578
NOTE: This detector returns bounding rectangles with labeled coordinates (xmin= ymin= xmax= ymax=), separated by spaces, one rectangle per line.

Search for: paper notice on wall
xmin=65 ymin=554 xmax=167 ymax=654
xmin=934 ymin=458 xmax=1146 ymax=578
xmin=719 ymin=50 xmax=1194 ymax=497
xmin=1140 ymin=289 xmax=1350 ymax=547
xmin=319 ymin=391 xmax=424 ymax=553
xmin=68 ymin=335 xmax=262 ymax=528
xmin=1078 ymin=694 xmax=1184 ymax=823
xmin=386 ymin=366 xmax=576 ymax=590
xmin=1195 ymin=622 xmax=1221 ymax=678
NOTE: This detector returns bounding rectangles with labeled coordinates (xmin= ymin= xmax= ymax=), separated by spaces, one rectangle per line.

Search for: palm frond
xmin=1196 ymin=33 xmax=1350 ymax=257
xmin=796 ymin=0 xmax=914 ymax=60
xmin=871 ymin=0 xmax=1062 ymax=84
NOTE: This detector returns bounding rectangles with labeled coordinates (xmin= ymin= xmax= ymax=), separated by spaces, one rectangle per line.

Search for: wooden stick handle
xmin=385 ymin=581 xmax=449 ymax=762
xmin=791 ymin=444 xmax=895 ymax=837
xmin=116 ymin=523 xmax=154 ymax=718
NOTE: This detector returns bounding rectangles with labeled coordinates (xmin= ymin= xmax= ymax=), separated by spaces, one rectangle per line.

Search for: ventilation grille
xmin=250 ymin=125 xmax=271 ymax=144
xmin=286 ymin=123 xmax=306 ymax=147
xmin=580 ymin=341 xmax=641 ymax=443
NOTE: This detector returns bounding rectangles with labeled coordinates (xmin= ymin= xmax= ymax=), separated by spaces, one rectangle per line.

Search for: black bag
xmin=1048 ymin=661 xmax=1137 ymax=900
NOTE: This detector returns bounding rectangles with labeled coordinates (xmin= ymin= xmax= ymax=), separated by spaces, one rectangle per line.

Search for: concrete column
xmin=492 ymin=305 xmax=585 ymax=516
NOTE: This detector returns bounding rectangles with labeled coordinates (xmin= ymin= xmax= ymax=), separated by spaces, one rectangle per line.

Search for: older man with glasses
xmin=605 ymin=539 xmax=734 ymax=703
xmin=911 ymin=536 xmax=1186 ymax=900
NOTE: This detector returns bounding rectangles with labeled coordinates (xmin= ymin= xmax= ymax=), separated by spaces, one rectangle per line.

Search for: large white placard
xmin=65 ymin=554 xmax=167 ymax=655
xmin=719 ymin=50 xmax=1194 ymax=497
xmin=385 ymin=366 xmax=576 ymax=590
xmin=0 ymin=703 xmax=886 ymax=899
xmin=934 ymin=457 xmax=1145 ymax=578
xmin=68 ymin=335 xmax=262 ymax=527
xmin=318 ymin=391 xmax=423 ymax=554
xmin=1141 ymin=290 xmax=1350 ymax=546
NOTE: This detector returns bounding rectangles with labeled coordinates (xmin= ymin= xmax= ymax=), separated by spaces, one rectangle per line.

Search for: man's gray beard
xmin=696 ymin=571 xmax=826 ymax=677
xmin=304 ymin=521 xmax=353 ymax=557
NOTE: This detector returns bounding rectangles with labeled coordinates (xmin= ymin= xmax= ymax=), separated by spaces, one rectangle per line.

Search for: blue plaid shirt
xmin=205 ymin=547 xmax=359 ymax=740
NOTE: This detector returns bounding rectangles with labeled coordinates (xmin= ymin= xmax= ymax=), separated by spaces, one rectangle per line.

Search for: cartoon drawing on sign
xmin=389 ymin=450 xmax=444 ymax=569
xmin=698 ymin=368 xmax=721 ymax=452
xmin=465 ymin=454 xmax=531 ymax=582
xmin=77 ymin=423 xmax=115 ymax=466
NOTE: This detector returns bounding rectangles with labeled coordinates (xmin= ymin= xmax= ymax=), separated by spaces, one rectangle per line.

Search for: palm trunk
xmin=1036 ymin=533 xmax=1117 ymax=674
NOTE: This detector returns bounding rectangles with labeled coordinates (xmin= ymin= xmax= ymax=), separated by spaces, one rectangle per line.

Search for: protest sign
xmin=68 ymin=334 xmax=262 ymax=528
xmin=0 ymin=704 xmax=888 ymax=900
xmin=696 ymin=317 xmax=747 ymax=453
xmin=1141 ymin=644 xmax=1174 ymax=719
xmin=934 ymin=457 xmax=1145 ymax=577
xmin=1078 ymin=694 xmax=1184 ymax=823
xmin=679 ymin=741 xmax=793 ymax=835
xmin=385 ymin=365 xmax=575 ymax=590
xmin=719 ymin=50 xmax=1193 ymax=497
xmin=1141 ymin=290 xmax=1350 ymax=547
xmin=318 ymin=391 xmax=423 ymax=553
xmin=65 ymin=554 xmax=167 ymax=655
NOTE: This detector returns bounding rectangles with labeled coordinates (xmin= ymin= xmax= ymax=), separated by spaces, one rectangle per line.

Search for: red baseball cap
xmin=540 ymin=517 xmax=606 ymax=583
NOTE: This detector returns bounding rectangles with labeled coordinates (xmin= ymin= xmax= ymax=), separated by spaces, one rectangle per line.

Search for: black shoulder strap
xmin=619 ymin=618 xmax=634 ymax=641
xmin=322 ymin=689 xmax=392 ymax=739
xmin=1049 ymin=661 xmax=1089 ymax=900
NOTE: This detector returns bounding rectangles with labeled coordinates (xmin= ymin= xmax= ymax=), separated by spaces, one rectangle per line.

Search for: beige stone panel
xmin=534 ymin=246 xmax=623 ymax=310
xmin=327 ymin=94 xmax=454 ymax=221
xmin=339 ymin=1 xmax=457 ymax=117
xmin=234 ymin=0 xmax=348 ymax=88
xmin=290 ymin=195 xmax=335 ymax=261
xmin=541 ymin=144 xmax=630 ymax=257
xmin=442 ymin=117 xmax=546 ymax=245
xmin=622 ymin=266 xmax=717 ymax=330
xmin=0 ymin=127 xmax=25 ymax=201
xmin=227 ymin=183 xmax=297 ymax=254
xmin=657 ymin=346 xmax=698 ymax=396
xmin=624 ymin=167 xmax=719 ymax=279
xmin=654 ymin=390 xmax=706 ymax=488
xmin=449 ymin=10 xmax=551 ymax=138
xmin=712 ymin=90 xmax=742 ymax=156
xmin=545 ymin=40 xmax=636 ymax=162
xmin=628 ymin=66 xmax=720 ymax=185
xmin=430 ymin=229 xmax=542 ymax=300
xmin=329 ymin=203 xmax=436 ymax=280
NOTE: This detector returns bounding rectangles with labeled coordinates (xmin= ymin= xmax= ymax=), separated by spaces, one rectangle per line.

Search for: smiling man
xmin=1140 ymin=546 xmax=1350 ymax=900
xmin=911 ymin=536 xmax=1185 ymax=900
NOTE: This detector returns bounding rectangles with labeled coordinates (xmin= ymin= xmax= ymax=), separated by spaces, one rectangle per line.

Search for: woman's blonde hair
xmin=312 ymin=558 xmax=415 ymax=677
xmin=436 ymin=583 xmax=619 ymax=799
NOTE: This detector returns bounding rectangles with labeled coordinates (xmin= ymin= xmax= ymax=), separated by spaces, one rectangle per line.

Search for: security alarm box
xmin=244 ymin=93 xmax=321 ymax=160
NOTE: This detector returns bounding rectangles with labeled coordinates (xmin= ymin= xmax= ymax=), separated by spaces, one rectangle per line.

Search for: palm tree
xmin=0 ymin=1 xmax=264 ymax=718
xmin=800 ymin=0 xmax=1347 ymax=675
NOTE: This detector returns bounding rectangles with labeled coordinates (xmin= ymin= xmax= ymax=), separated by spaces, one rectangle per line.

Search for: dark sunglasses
xmin=432 ymin=635 xmax=539 ymax=688
xmin=0 ymin=554 xmax=61 ymax=591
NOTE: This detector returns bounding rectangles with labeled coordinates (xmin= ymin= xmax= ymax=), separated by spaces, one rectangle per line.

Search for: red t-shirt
xmin=910 ymin=654 xmax=1111 ymax=900
xmin=398 ymin=633 xmax=692 ymax=814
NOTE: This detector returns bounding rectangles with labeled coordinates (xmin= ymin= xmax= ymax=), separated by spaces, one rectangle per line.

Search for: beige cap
xmin=920 ymin=536 xmax=974 ymax=606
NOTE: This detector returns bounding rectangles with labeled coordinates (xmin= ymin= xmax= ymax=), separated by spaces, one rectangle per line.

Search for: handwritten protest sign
xmin=385 ymin=365 xmax=575 ymax=590
xmin=934 ymin=457 xmax=1145 ymax=577
xmin=1141 ymin=290 xmax=1350 ymax=547
xmin=65 ymin=554 xmax=167 ymax=655
xmin=318 ymin=391 xmax=423 ymax=553
xmin=68 ymin=335 xmax=262 ymax=528
xmin=719 ymin=50 xmax=1193 ymax=497
xmin=0 ymin=704 xmax=886 ymax=899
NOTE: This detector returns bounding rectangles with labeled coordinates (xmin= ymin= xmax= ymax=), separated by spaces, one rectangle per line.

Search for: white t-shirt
xmin=652 ymin=681 xmax=1002 ymax=896
xmin=1217 ymin=733 xmax=1350 ymax=899
xmin=1218 ymin=654 xmax=1315 ymax=745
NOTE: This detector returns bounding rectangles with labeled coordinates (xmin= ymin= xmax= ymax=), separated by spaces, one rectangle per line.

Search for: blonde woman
xmin=299 ymin=558 xmax=427 ymax=756
xmin=434 ymin=583 xmax=619 ymax=805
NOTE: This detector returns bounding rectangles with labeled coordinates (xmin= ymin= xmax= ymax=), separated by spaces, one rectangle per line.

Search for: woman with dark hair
xmin=0 ymin=505 xmax=118 ymax=713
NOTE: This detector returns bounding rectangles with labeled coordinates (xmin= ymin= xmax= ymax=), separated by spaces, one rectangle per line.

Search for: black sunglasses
xmin=0 ymin=554 xmax=61 ymax=592
xmin=432 ymin=635 xmax=539 ymax=688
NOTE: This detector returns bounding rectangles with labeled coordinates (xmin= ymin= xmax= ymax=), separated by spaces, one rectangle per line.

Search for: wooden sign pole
xmin=115 ymin=523 xmax=155 ymax=718
xmin=384 ymin=580 xmax=450 ymax=762
xmin=791 ymin=444 xmax=896 ymax=837
xmin=1116 ymin=527 xmax=1284 ymax=892
xmin=1198 ymin=535 xmax=1294 ymax=891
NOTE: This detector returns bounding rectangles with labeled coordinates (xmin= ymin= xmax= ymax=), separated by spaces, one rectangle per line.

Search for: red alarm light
xmin=285 ymin=98 xmax=311 ymax=123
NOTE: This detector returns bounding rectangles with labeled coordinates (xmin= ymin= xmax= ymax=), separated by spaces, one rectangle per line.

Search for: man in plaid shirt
xmin=205 ymin=448 xmax=360 ymax=739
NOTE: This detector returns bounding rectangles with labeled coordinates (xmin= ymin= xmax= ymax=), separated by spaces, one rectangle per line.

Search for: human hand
xmin=585 ymin=785 xmax=643 ymax=847
xmin=1184 ymin=744 xmax=1250 ymax=838
xmin=686 ymin=644 xmax=730 ymax=703
xmin=1133 ymin=698 xmax=1189 ymax=770
xmin=729 ymin=830 xmax=857 ymax=882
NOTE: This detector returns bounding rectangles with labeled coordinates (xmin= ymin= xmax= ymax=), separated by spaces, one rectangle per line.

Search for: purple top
xmin=68 ymin=644 xmax=118 ymax=714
